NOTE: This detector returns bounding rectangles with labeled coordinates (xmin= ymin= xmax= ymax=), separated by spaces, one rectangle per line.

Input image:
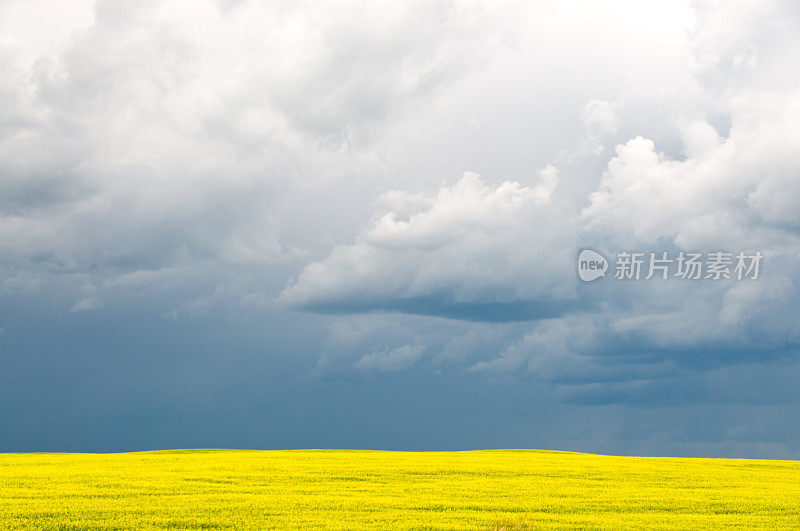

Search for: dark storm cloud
xmin=1 ymin=0 xmax=800 ymax=458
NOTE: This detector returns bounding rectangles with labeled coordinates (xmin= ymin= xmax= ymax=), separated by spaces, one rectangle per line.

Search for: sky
xmin=1 ymin=0 xmax=800 ymax=458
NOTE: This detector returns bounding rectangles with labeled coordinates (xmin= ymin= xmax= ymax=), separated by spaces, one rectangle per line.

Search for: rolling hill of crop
xmin=2 ymin=449 xmax=800 ymax=529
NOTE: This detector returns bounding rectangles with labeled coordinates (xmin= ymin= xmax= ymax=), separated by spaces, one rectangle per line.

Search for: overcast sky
xmin=2 ymin=0 xmax=800 ymax=457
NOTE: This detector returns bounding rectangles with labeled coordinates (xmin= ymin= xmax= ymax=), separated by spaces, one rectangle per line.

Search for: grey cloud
xmin=3 ymin=0 xmax=800 ymax=457
xmin=354 ymin=345 xmax=424 ymax=372
xmin=0 ymin=0 xmax=509 ymax=313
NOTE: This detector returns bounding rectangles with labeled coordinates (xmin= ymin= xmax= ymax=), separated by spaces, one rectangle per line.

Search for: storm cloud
xmin=2 ymin=0 xmax=800 ymax=458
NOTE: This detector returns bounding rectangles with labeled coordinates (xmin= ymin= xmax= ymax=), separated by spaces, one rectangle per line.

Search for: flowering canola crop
xmin=2 ymin=449 xmax=800 ymax=529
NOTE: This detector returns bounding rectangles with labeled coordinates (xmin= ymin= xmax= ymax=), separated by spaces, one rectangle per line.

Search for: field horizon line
xmin=1 ymin=447 xmax=795 ymax=462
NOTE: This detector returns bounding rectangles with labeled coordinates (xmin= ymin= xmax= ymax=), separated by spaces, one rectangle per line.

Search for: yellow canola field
xmin=2 ymin=449 xmax=800 ymax=529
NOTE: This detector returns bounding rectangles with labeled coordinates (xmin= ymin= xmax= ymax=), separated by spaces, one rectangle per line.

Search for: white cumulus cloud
xmin=280 ymin=167 xmax=578 ymax=320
